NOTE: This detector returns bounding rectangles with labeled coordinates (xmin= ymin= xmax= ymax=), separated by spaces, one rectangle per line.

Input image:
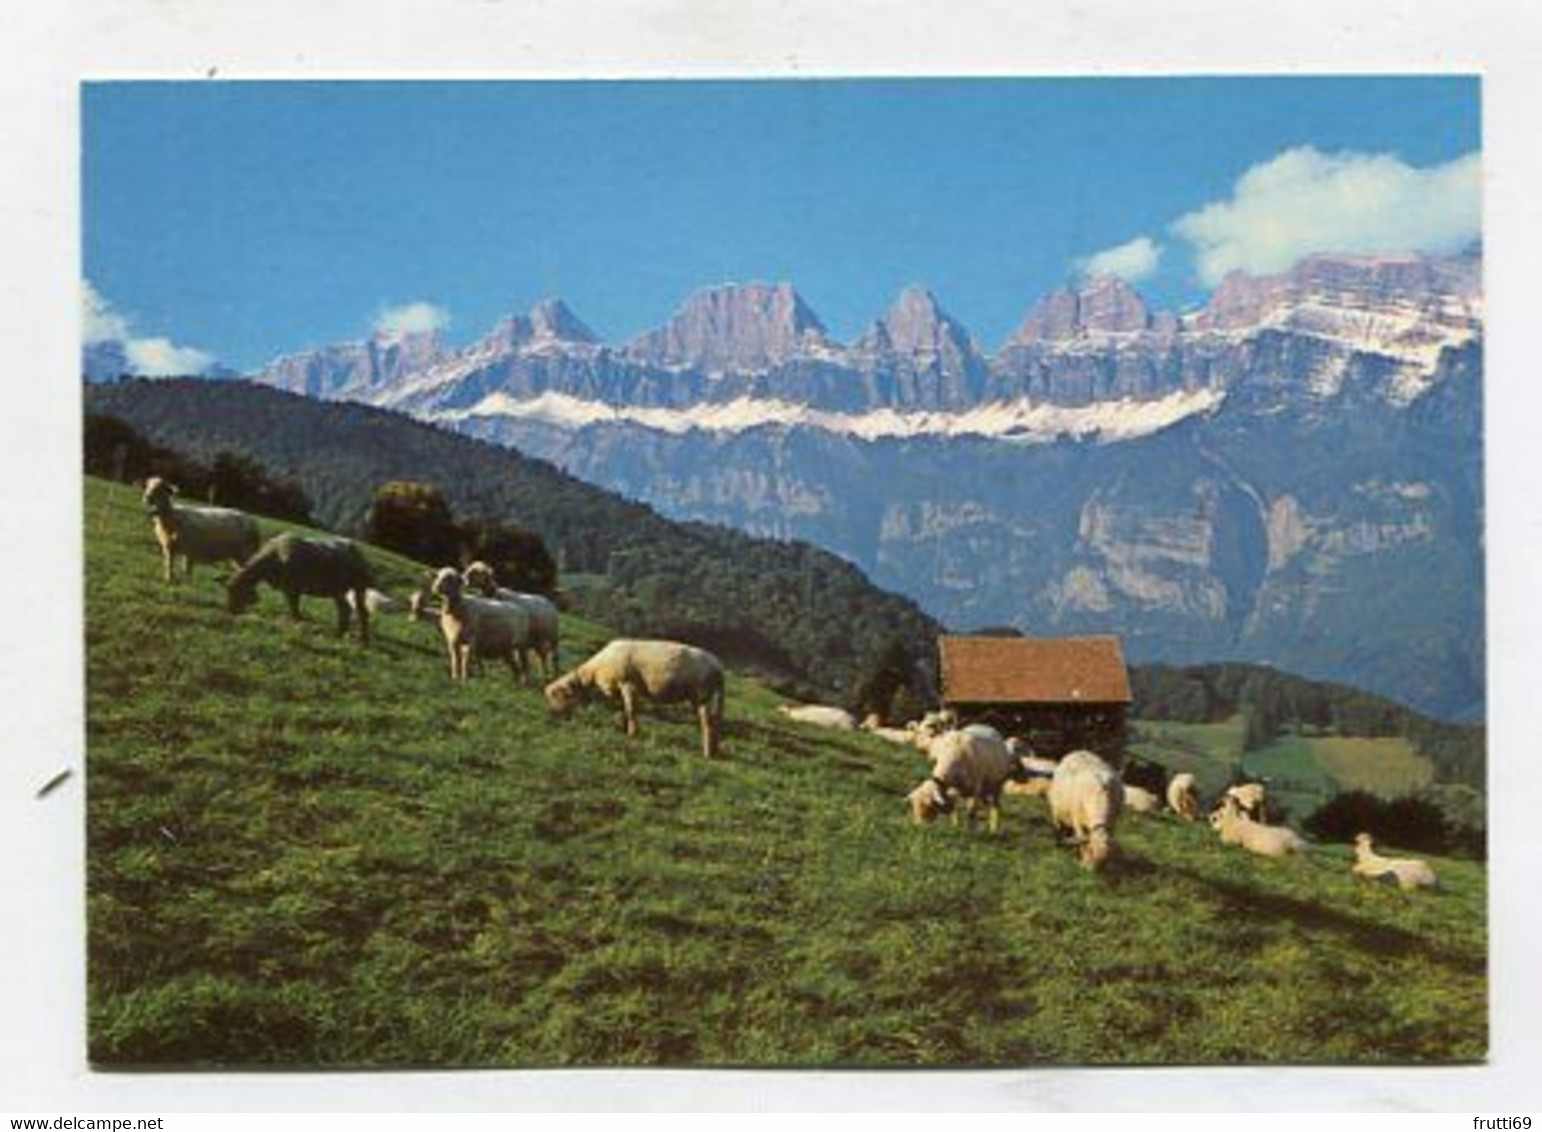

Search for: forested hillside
xmin=84 ymin=379 xmax=941 ymax=699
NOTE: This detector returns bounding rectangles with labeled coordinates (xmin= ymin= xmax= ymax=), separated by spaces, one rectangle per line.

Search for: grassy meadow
xmin=85 ymin=476 xmax=1486 ymax=1066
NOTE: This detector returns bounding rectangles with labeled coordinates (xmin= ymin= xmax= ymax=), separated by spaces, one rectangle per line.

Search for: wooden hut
xmin=938 ymin=635 xmax=1132 ymax=762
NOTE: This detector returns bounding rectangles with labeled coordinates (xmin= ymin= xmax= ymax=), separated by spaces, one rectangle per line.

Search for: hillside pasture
xmin=85 ymin=477 xmax=1486 ymax=1066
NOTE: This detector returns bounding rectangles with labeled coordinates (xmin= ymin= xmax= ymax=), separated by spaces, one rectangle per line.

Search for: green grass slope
xmin=1131 ymin=717 xmax=1434 ymax=821
xmin=86 ymin=477 xmax=1486 ymax=1066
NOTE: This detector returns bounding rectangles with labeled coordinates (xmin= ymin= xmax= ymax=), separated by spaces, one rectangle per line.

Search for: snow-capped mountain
xmin=248 ymin=250 xmax=1484 ymax=718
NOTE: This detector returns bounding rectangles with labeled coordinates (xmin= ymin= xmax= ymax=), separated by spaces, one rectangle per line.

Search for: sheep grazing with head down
xmin=545 ymin=639 xmax=726 ymax=758
xmin=1166 ymin=772 xmax=1201 ymax=821
xmin=461 ymin=561 xmax=561 ymax=679
xmin=778 ymin=704 xmax=858 ymax=731
xmin=1352 ymin=833 xmax=1438 ymax=891
xmin=429 ymin=566 xmax=532 ymax=683
xmin=1046 ymin=750 xmax=1123 ymax=870
xmin=141 ymin=476 xmax=261 ymax=585
xmin=225 ymin=532 xmax=375 ymax=644
xmin=1209 ymin=796 xmax=1308 ymax=858
xmin=907 ymin=728 xmax=1019 ymax=832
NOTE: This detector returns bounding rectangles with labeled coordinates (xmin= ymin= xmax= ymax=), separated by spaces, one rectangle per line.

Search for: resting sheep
xmin=1166 ymin=772 xmax=1201 ymax=821
xmin=430 ymin=566 xmax=532 ymax=683
xmin=1122 ymin=783 xmax=1161 ymax=815
xmin=778 ymin=704 xmax=858 ymax=731
xmin=907 ymin=728 xmax=1018 ymax=832
xmin=461 ymin=561 xmax=562 ymax=679
xmin=545 ymin=639 xmax=726 ymax=758
xmin=1002 ymin=741 xmax=1057 ymax=797
xmin=1209 ymin=796 xmax=1308 ymax=858
xmin=345 ymin=588 xmax=400 ymax=616
xmin=141 ymin=476 xmax=260 ymax=584
xmin=859 ymin=714 xmax=915 ymax=745
xmin=1220 ymin=782 xmax=1269 ymax=823
xmin=1352 ymin=833 xmax=1438 ymax=890
xmin=225 ymin=532 xmax=374 ymax=644
xmin=1046 ymin=750 xmax=1123 ymax=870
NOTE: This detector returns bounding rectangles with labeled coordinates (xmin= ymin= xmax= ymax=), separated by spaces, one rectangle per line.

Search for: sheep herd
xmin=137 ymin=476 xmax=1440 ymax=890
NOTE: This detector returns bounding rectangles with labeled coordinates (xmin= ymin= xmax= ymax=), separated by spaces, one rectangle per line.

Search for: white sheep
xmin=907 ymin=728 xmax=1017 ymax=832
xmin=778 ymin=704 xmax=858 ymax=731
xmin=345 ymin=588 xmax=400 ymax=616
xmin=141 ymin=476 xmax=261 ymax=584
xmin=1209 ymin=796 xmax=1308 ymax=858
xmin=1221 ymin=782 xmax=1269 ymax=823
xmin=1122 ymin=783 xmax=1161 ymax=815
xmin=1003 ymin=754 xmax=1058 ymax=797
xmin=1351 ymin=832 xmax=1438 ymax=890
xmin=1046 ymin=750 xmax=1123 ymax=870
xmin=461 ymin=561 xmax=561 ymax=679
xmin=907 ymin=708 xmax=959 ymax=751
xmin=1166 ymin=772 xmax=1201 ymax=821
xmin=859 ymin=714 xmax=915 ymax=745
xmin=545 ymin=639 xmax=726 ymax=758
xmin=429 ymin=566 xmax=532 ymax=683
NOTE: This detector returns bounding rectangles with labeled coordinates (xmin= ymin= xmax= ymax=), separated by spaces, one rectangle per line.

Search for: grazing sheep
xmin=545 ymin=639 xmax=726 ymax=757
xmin=1221 ymin=782 xmax=1269 ymax=823
xmin=859 ymin=714 xmax=915 ymax=745
xmin=1209 ymin=796 xmax=1308 ymax=858
xmin=226 ymin=532 xmax=374 ymax=644
xmin=1352 ymin=832 xmax=1438 ymax=890
xmin=1166 ymin=772 xmax=1201 ymax=821
xmin=461 ymin=561 xmax=562 ymax=678
xmin=778 ymin=704 xmax=858 ymax=731
xmin=1122 ymin=783 xmax=1162 ymax=815
xmin=430 ymin=566 xmax=532 ymax=683
xmin=141 ymin=476 xmax=260 ymax=584
xmin=907 ymin=728 xmax=1017 ymax=832
xmin=1046 ymin=750 xmax=1123 ymax=870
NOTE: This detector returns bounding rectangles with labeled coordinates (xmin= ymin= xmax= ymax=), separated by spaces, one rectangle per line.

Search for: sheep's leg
xmin=698 ymin=703 xmax=717 ymax=758
xmin=619 ymin=684 xmax=639 ymax=737
xmin=357 ymin=600 xmax=370 ymax=647
xmin=334 ymin=596 xmax=351 ymax=637
xmin=285 ymin=590 xmax=302 ymax=619
xmin=184 ymin=557 xmax=194 ymax=583
xmin=446 ymin=640 xmax=461 ymax=681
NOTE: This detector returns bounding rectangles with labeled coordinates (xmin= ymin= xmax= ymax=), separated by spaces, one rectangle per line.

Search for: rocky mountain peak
xmin=529 ymin=297 xmax=598 ymax=344
xmin=1007 ymin=275 xmax=1152 ymax=345
xmin=626 ymin=282 xmax=830 ymax=370
xmin=882 ymin=285 xmax=972 ymax=354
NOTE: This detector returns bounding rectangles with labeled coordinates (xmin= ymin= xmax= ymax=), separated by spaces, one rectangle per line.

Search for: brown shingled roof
xmin=939 ymin=635 xmax=1132 ymax=705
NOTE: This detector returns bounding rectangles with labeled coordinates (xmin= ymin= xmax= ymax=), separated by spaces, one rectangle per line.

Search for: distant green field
xmin=1131 ymin=712 xmax=1436 ymax=820
xmin=86 ymin=477 xmax=1486 ymax=1066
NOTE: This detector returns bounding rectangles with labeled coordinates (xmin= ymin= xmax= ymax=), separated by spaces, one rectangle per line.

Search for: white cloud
xmin=82 ymin=280 xmax=129 ymax=345
xmin=1172 ymin=146 xmax=1481 ymax=285
xmin=124 ymin=337 xmax=216 ymax=377
xmin=374 ymin=301 xmax=450 ymax=337
xmin=1078 ymin=236 xmax=1163 ymax=283
xmin=81 ymin=279 xmax=219 ymax=376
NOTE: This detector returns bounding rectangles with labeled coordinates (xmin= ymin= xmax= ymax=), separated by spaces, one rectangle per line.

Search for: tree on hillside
xmin=460 ymin=519 xmax=558 ymax=595
xmin=851 ymin=637 xmax=917 ymax=724
xmin=367 ymin=481 xmax=461 ymax=567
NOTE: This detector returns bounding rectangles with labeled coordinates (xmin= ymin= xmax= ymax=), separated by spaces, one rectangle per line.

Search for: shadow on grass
xmin=1163 ymin=860 xmax=1484 ymax=978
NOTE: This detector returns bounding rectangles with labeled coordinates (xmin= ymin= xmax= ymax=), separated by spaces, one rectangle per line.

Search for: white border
xmin=4 ymin=0 xmax=1540 ymax=1112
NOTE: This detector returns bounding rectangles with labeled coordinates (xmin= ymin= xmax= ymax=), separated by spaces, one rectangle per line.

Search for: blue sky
xmin=83 ymin=77 xmax=1480 ymax=373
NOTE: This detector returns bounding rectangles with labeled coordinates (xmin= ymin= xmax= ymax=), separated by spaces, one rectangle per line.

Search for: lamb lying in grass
xmin=1046 ymin=750 xmax=1123 ymax=870
xmin=907 ymin=728 xmax=1017 ymax=832
xmin=778 ymin=704 xmax=857 ymax=731
xmin=1122 ymin=783 xmax=1161 ymax=814
xmin=142 ymin=476 xmax=260 ymax=584
xmin=1167 ymin=772 xmax=1201 ymax=821
xmin=859 ymin=714 xmax=915 ymax=745
xmin=1209 ymin=796 xmax=1308 ymax=858
xmin=545 ymin=639 xmax=726 ymax=757
xmin=1352 ymin=832 xmax=1438 ymax=890
xmin=1222 ymin=782 xmax=1268 ymax=823
xmin=430 ymin=566 xmax=532 ymax=683
xmin=226 ymin=532 xmax=375 ymax=644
